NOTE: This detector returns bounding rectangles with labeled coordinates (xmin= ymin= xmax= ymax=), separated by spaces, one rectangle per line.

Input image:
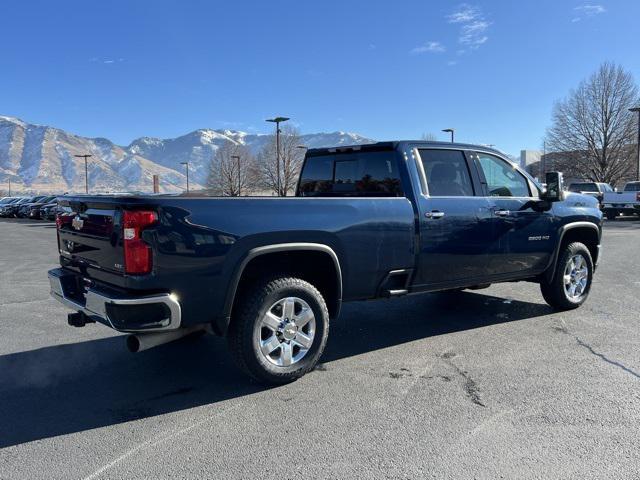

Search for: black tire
xmin=540 ymin=242 xmax=593 ymax=310
xmin=605 ymin=210 xmax=617 ymax=220
xmin=227 ymin=276 xmax=330 ymax=384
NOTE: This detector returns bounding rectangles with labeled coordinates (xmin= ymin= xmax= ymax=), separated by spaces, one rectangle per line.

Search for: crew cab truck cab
xmin=49 ymin=141 xmax=603 ymax=384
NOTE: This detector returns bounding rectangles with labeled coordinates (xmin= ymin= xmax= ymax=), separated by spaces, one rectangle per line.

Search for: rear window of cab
xmin=299 ymin=151 xmax=403 ymax=197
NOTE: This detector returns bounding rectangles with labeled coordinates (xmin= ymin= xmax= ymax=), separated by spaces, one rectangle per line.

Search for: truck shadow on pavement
xmin=0 ymin=290 xmax=553 ymax=448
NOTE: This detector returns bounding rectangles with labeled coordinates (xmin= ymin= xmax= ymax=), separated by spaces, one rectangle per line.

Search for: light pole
xmin=7 ymin=178 xmax=10 ymax=196
xmin=266 ymin=117 xmax=290 ymax=196
xmin=74 ymin=154 xmax=92 ymax=194
xmin=630 ymin=107 xmax=640 ymax=181
xmin=442 ymin=128 xmax=455 ymax=143
xmin=180 ymin=162 xmax=190 ymax=193
xmin=231 ymin=155 xmax=241 ymax=196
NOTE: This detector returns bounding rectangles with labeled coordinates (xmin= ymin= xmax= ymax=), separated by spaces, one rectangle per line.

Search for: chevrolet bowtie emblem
xmin=72 ymin=216 xmax=84 ymax=231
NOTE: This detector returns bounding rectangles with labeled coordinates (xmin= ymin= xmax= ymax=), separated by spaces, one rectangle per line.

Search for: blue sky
xmin=1 ymin=0 xmax=639 ymax=155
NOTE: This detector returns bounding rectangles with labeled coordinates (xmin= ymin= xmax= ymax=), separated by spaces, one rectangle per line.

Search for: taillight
xmin=123 ymin=210 xmax=158 ymax=275
xmin=56 ymin=213 xmax=73 ymax=253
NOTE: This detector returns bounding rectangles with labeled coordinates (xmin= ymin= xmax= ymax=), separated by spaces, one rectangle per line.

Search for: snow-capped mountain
xmin=127 ymin=129 xmax=374 ymax=184
xmin=0 ymin=116 xmax=195 ymax=193
xmin=0 ymin=115 xmax=374 ymax=193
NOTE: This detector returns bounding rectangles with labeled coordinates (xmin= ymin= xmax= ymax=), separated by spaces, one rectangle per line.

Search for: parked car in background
xmin=568 ymin=182 xmax=613 ymax=205
xmin=0 ymin=197 xmax=22 ymax=216
xmin=41 ymin=202 xmax=63 ymax=221
xmin=1 ymin=197 xmax=32 ymax=217
xmin=16 ymin=196 xmax=49 ymax=218
xmin=602 ymin=181 xmax=640 ymax=219
xmin=26 ymin=196 xmax=57 ymax=219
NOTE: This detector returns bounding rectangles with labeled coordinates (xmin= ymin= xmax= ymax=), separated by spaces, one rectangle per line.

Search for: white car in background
xmin=602 ymin=181 xmax=640 ymax=220
xmin=567 ymin=181 xmax=614 ymax=204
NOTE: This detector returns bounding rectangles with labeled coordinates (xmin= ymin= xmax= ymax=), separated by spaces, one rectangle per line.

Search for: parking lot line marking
xmin=82 ymin=403 xmax=243 ymax=480
xmin=0 ymin=298 xmax=50 ymax=307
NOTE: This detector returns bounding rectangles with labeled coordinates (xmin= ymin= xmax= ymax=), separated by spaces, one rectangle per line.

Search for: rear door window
xmin=569 ymin=183 xmax=598 ymax=193
xmin=418 ymin=149 xmax=474 ymax=197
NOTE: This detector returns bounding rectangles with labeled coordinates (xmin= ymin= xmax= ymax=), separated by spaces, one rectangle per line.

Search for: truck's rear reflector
xmin=123 ymin=210 xmax=157 ymax=275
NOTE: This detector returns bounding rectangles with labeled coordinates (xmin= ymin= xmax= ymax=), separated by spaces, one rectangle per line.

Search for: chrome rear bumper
xmin=48 ymin=268 xmax=181 ymax=332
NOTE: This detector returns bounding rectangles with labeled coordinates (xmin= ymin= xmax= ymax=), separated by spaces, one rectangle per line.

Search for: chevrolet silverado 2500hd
xmin=48 ymin=141 xmax=602 ymax=384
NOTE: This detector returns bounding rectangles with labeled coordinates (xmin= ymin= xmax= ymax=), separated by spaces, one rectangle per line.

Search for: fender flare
xmin=218 ymin=242 xmax=343 ymax=334
xmin=545 ymin=221 xmax=601 ymax=282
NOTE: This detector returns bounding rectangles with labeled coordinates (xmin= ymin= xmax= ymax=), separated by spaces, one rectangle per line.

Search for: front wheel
xmin=540 ymin=242 xmax=593 ymax=310
xmin=228 ymin=276 xmax=330 ymax=384
xmin=605 ymin=210 xmax=617 ymax=220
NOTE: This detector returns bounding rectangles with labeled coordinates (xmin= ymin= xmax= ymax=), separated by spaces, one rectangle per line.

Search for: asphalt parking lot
xmin=1 ymin=217 xmax=639 ymax=479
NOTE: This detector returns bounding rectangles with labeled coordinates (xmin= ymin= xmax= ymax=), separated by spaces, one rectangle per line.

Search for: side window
xmin=299 ymin=151 xmax=403 ymax=197
xmin=418 ymin=149 xmax=474 ymax=197
xmin=298 ymin=156 xmax=334 ymax=194
xmin=476 ymin=153 xmax=531 ymax=197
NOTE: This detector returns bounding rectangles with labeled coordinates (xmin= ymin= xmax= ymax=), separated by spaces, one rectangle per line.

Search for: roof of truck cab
xmin=306 ymin=141 xmax=507 ymax=157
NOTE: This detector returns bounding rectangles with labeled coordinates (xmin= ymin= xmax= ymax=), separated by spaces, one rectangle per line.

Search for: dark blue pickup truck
xmin=49 ymin=141 xmax=602 ymax=383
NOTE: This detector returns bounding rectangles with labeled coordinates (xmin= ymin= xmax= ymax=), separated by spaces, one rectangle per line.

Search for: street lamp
xmin=74 ymin=154 xmax=92 ymax=194
xmin=180 ymin=162 xmax=190 ymax=193
xmin=442 ymin=128 xmax=455 ymax=143
xmin=231 ymin=155 xmax=241 ymax=196
xmin=630 ymin=107 xmax=640 ymax=181
xmin=266 ymin=117 xmax=290 ymax=196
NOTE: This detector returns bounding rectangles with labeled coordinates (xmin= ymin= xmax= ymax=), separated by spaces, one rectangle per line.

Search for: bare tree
xmin=206 ymin=141 xmax=257 ymax=196
xmin=258 ymin=125 xmax=305 ymax=196
xmin=421 ymin=132 xmax=438 ymax=141
xmin=546 ymin=62 xmax=639 ymax=187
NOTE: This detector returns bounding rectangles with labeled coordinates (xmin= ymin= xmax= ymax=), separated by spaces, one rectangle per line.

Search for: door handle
xmin=493 ymin=209 xmax=511 ymax=217
xmin=425 ymin=211 xmax=445 ymax=219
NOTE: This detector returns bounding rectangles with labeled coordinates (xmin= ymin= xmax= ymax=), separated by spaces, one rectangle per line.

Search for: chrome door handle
xmin=425 ymin=211 xmax=445 ymax=219
xmin=494 ymin=209 xmax=510 ymax=217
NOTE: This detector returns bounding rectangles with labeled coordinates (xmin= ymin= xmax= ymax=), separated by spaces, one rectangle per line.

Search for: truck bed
xmin=56 ymin=195 xmax=416 ymax=327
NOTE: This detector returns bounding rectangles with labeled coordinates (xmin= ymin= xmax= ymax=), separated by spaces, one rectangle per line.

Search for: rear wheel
xmin=540 ymin=242 xmax=593 ymax=310
xmin=228 ymin=276 xmax=329 ymax=384
xmin=605 ymin=210 xmax=617 ymax=220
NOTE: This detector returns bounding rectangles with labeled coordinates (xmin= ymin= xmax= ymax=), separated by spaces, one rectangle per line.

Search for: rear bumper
xmin=48 ymin=268 xmax=182 ymax=332
xmin=603 ymin=204 xmax=639 ymax=212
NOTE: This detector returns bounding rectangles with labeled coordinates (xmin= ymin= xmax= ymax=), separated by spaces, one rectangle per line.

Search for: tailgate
xmin=603 ymin=192 xmax=639 ymax=205
xmin=57 ymin=199 xmax=124 ymax=274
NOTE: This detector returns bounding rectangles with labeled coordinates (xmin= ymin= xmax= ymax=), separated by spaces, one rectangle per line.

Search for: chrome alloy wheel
xmin=255 ymin=297 xmax=316 ymax=367
xmin=563 ymin=254 xmax=589 ymax=301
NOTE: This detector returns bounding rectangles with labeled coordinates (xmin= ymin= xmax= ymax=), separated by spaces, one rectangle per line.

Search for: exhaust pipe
xmin=126 ymin=325 xmax=207 ymax=353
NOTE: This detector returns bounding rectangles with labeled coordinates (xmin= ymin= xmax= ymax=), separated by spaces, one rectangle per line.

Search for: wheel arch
xmin=217 ymin=243 xmax=343 ymax=335
xmin=545 ymin=221 xmax=601 ymax=282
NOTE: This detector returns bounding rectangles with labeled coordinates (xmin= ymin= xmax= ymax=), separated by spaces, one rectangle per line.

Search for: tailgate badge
xmin=72 ymin=216 xmax=84 ymax=231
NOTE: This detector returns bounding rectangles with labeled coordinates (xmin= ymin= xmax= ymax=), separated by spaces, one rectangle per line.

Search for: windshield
xmin=623 ymin=182 xmax=640 ymax=192
xmin=569 ymin=182 xmax=598 ymax=192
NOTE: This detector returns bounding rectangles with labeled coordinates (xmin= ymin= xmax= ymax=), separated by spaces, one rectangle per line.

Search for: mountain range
xmin=0 ymin=115 xmax=374 ymax=194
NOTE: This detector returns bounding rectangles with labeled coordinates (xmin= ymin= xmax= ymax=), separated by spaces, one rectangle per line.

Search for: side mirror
xmin=542 ymin=171 xmax=564 ymax=202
